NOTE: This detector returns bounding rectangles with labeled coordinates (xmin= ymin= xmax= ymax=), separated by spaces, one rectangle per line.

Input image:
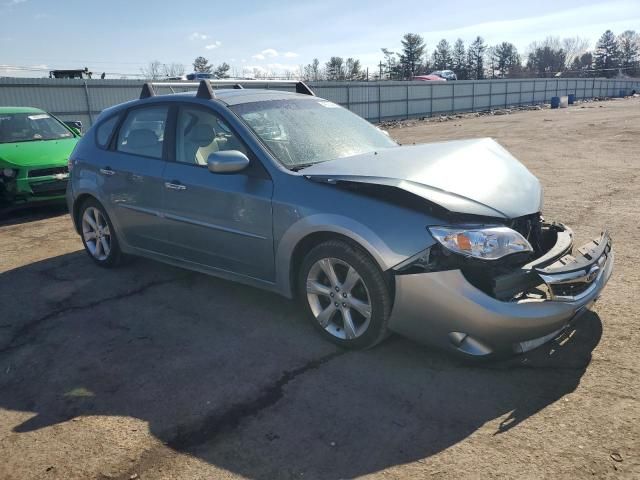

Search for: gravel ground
xmin=0 ymin=97 xmax=638 ymax=480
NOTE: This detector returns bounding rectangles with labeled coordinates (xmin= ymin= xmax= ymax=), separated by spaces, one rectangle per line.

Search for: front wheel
xmin=298 ymin=240 xmax=392 ymax=349
xmin=79 ymin=198 xmax=123 ymax=267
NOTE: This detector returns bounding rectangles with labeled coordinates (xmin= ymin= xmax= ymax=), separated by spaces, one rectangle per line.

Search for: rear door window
xmin=116 ymin=106 xmax=168 ymax=159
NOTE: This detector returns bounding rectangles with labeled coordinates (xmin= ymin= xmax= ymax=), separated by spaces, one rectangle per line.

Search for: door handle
xmin=99 ymin=167 xmax=116 ymax=176
xmin=164 ymin=181 xmax=187 ymax=191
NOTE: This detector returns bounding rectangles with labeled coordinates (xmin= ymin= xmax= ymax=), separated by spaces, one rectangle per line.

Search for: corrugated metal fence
xmin=1 ymin=77 xmax=639 ymax=127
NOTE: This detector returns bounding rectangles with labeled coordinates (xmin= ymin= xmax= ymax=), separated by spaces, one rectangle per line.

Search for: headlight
xmin=428 ymin=226 xmax=532 ymax=260
xmin=2 ymin=168 xmax=16 ymax=178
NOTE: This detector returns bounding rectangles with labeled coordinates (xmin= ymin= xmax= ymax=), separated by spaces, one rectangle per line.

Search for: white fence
xmin=1 ymin=77 xmax=638 ymax=127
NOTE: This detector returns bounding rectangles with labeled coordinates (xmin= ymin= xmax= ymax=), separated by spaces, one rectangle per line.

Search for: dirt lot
xmin=1 ymin=98 xmax=639 ymax=480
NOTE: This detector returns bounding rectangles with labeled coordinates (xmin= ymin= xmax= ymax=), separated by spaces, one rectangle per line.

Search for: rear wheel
xmin=79 ymin=198 xmax=123 ymax=267
xmin=298 ymin=240 xmax=392 ymax=349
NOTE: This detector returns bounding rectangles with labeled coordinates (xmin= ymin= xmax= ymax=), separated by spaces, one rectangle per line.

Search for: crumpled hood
xmin=0 ymin=137 xmax=78 ymax=168
xmin=302 ymin=138 xmax=542 ymax=219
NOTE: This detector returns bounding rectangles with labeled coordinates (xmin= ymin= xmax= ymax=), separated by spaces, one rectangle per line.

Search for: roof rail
xmin=139 ymin=79 xmax=315 ymax=100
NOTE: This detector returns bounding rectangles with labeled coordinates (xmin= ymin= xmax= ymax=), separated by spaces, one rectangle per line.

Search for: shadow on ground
xmin=0 ymin=251 xmax=602 ymax=479
xmin=0 ymin=202 xmax=68 ymax=227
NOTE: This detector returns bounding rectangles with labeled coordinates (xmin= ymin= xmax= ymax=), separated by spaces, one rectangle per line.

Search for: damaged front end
xmin=389 ymin=217 xmax=613 ymax=357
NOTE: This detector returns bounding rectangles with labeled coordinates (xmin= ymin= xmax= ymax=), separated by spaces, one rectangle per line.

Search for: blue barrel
xmin=568 ymin=94 xmax=576 ymax=104
xmin=550 ymin=96 xmax=560 ymax=109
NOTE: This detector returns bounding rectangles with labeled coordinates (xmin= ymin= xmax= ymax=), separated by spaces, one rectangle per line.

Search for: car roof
xmin=96 ymin=87 xmax=319 ymax=122
xmin=0 ymin=106 xmax=46 ymax=114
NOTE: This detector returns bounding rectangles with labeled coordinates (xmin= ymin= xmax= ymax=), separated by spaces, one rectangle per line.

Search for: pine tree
xmin=594 ymin=30 xmax=621 ymax=78
xmin=452 ymin=39 xmax=467 ymax=79
xmin=492 ymin=42 xmax=521 ymax=77
xmin=213 ymin=62 xmax=231 ymax=79
xmin=193 ymin=56 xmax=213 ymax=73
xmin=399 ymin=33 xmax=426 ymax=79
xmin=325 ymin=57 xmax=345 ymax=80
xmin=467 ymin=36 xmax=487 ymax=80
xmin=432 ymin=39 xmax=453 ymax=70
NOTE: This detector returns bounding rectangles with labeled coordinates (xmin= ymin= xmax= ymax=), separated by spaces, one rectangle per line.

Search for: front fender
xmin=274 ymin=213 xmax=412 ymax=298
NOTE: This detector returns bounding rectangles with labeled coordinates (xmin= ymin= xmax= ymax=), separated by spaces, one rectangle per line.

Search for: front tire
xmin=298 ymin=239 xmax=392 ymax=349
xmin=79 ymin=198 xmax=123 ymax=267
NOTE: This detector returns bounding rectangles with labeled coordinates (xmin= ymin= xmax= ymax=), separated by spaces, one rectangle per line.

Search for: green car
xmin=0 ymin=107 xmax=80 ymax=207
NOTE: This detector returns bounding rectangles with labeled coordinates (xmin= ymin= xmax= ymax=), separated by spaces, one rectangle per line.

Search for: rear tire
xmin=298 ymin=239 xmax=392 ymax=349
xmin=78 ymin=198 xmax=123 ymax=268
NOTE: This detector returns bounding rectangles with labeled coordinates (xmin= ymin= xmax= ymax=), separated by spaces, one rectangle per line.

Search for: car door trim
xmin=163 ymin=212 xmax=268 ymax=240
xmin=118 ymin=203 xmax=165 ymax=218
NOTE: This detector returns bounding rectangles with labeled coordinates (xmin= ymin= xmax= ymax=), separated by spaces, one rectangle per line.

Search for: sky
xmin=1 ymin=0 xmax=639 ymax=78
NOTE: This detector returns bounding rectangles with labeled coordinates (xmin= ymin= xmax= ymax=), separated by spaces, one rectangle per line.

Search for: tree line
xmin=303 ymin=30 xmax=638 ymax=80
xmin=141 ymin=29 xmax=639 ymax=81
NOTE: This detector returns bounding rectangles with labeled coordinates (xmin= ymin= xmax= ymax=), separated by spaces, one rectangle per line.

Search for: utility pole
xmin=378 ymin=61 xmax=384 ymax=80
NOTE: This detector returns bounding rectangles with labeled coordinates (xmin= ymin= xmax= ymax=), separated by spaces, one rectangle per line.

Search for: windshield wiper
xmin=289 ymin=162 xmax=321 ymax=172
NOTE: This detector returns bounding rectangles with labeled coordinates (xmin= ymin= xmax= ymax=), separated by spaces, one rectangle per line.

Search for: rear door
xmin=98 ymin=104 xmax=171 ymax=253
xmin=161 ymin=103 xmax=275 ymax=281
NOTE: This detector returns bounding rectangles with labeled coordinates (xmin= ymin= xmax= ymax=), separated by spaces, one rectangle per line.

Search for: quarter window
xmin=175 ymin=106 xmax=247 ymax=165
xmin=116 ymin=106 xmax=168 ymax=159
xmin=95 ymin=114 xmax=119 ymax=149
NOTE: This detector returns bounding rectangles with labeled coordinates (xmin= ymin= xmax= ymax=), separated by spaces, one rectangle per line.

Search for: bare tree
xmin=141 ymin=60 xmax=164 ymax=80
xmin=163 ymin=63 xmax=185 ymax=78
xmin=562 ymin=37 xmax=590 ymax=69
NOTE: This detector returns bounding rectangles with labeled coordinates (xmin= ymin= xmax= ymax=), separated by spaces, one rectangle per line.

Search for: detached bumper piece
xmin=536 ymin=232 xmax=611 ymax=302
xmin=388 ymin=226 xmax=613 ymax=357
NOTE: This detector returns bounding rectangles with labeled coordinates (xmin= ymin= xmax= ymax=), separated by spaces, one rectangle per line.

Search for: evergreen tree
xmin=193 ymin=56 xmax=213 ymax=73
xmin=492 ymin=42 xmax=521 ymax=77
xmin=451 ymin=39 xmax=467 ymax=79
xmin=432 ymin=39 xmax=453 ymax=70
xmin=467 ymin=36 xmax=487 ymax=79
xmin=213 ymin=62 xmax=231 ymax=79
xmin=399 ymin=33 xmax=426 ymax=78
xmin=570 ymin=52 xmax=594 ymax=77
xmin=325 ymin=57 xmax=345 ymax=80
xmin=594 ymin=30 xmax=621 ymax=78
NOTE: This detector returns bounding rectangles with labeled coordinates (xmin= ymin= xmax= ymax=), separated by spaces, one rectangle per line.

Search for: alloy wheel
xmin=306 ymin=257 xmax=372 ymax=340
xmin=82 ymin=206 xmax=111 ymax=261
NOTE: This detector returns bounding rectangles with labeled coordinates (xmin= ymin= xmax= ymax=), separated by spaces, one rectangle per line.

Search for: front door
xmin=162 ymin=104 xmax=274 ymax=281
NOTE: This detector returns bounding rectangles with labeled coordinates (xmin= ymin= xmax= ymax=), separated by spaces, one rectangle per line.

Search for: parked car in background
xmin=431 ymin=70 xmax=458 ymax=81
xmin=67 ymin=80 xmax=613 ymax=358
xmin=0 ymin=107 xmax=80 ymax=207
xmin=186 ymin=72 xmax=215 ymax=81
xmin=413 ymin=74 xmax=447 ymax=82
xmin=415 ymin=70 xmax=457 ymax=81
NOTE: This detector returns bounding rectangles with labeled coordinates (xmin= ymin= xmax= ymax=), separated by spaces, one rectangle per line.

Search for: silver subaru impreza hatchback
xmin=66 ymin=80 xmax=613 ymax=358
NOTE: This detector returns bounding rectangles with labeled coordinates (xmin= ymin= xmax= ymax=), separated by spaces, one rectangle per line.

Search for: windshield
xmin=231 ymin=98 xmax=397 ymax=168
xmin=0 ymin=112 xmax=74 ymax=144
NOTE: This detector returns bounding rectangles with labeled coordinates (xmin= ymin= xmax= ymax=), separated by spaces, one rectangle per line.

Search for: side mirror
xmin=65 ymin=120 xmax=83 ymax=135
xmin=207 ymin=150 xmax=250 ymax=174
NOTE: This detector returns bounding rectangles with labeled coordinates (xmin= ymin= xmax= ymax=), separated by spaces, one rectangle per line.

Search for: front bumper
xmin=0 ymin=165 xmax=69 ymax=205
xmin=388 ymin=228 xmax=613 ymax=356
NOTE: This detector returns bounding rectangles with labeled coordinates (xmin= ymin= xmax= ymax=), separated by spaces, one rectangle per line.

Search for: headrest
xmin=126 ymin=129 xmax=158 ymax=148
xmin=187 ymin=124 xmax=215 ymax=146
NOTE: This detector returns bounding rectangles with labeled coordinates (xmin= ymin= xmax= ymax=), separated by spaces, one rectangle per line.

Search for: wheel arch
xmin=276 ymin=214 xmax=401 ymax=299
xmin=72 ymin=193 xmax=99 ymax=234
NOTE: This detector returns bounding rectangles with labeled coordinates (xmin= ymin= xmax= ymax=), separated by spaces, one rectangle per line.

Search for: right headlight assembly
xmin=428 ymin=225 xmax=532 ymax=260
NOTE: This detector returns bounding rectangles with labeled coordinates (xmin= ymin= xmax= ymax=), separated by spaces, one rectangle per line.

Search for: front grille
xmin=549 ymin=282 xmax=593 ymax=298
xmin=30 ymin=179 xmax=67 ymax=196
xmin=509 ymin=212 xmax=543 ymax=252
xmin=28 ymin=166 xmax=68 ymax=178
